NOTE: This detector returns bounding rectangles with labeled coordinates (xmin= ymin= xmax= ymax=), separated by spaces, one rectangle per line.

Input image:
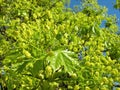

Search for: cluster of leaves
xmin=0 ymin=0 xmax=120 ymax=90
xmin=114 ymin=0 xmax=120 ymax=10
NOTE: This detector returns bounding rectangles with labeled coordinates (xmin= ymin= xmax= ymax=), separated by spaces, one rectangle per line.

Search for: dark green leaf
xmin=31 ymin=60 xmax=44 ymax=76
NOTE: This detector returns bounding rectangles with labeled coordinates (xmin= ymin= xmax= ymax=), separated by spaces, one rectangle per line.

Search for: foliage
xmin=114 ymin=0 xmax=120 ymax=9
xmin=0 ymin=0 xmax=120 ymax=89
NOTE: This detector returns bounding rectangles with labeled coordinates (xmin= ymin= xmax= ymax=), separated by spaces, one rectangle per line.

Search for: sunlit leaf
xmin=46 ymin=50 xmax=78 ymax=73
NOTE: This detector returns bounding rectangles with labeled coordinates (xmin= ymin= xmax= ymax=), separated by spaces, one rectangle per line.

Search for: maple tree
xmin=0 ymin=0 xmax=120 ymax=90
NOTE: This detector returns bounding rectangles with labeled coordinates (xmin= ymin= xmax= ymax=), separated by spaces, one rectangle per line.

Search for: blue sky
xmin=70 ymin=0 xmax=120 ymax=27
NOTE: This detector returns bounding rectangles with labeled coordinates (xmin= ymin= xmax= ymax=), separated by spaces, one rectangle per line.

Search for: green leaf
xmin=46 ymin=50 xmax=78 ymax=74
xmin=31 ymin=59 xmax=44 ymax=76
xmin=56 ymin=33 xmax=62 ymax=40
xmin=92 ymin=26 xmax=95 ymax=33
xmin=17 ymin=61 xmax=29 ymax=73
